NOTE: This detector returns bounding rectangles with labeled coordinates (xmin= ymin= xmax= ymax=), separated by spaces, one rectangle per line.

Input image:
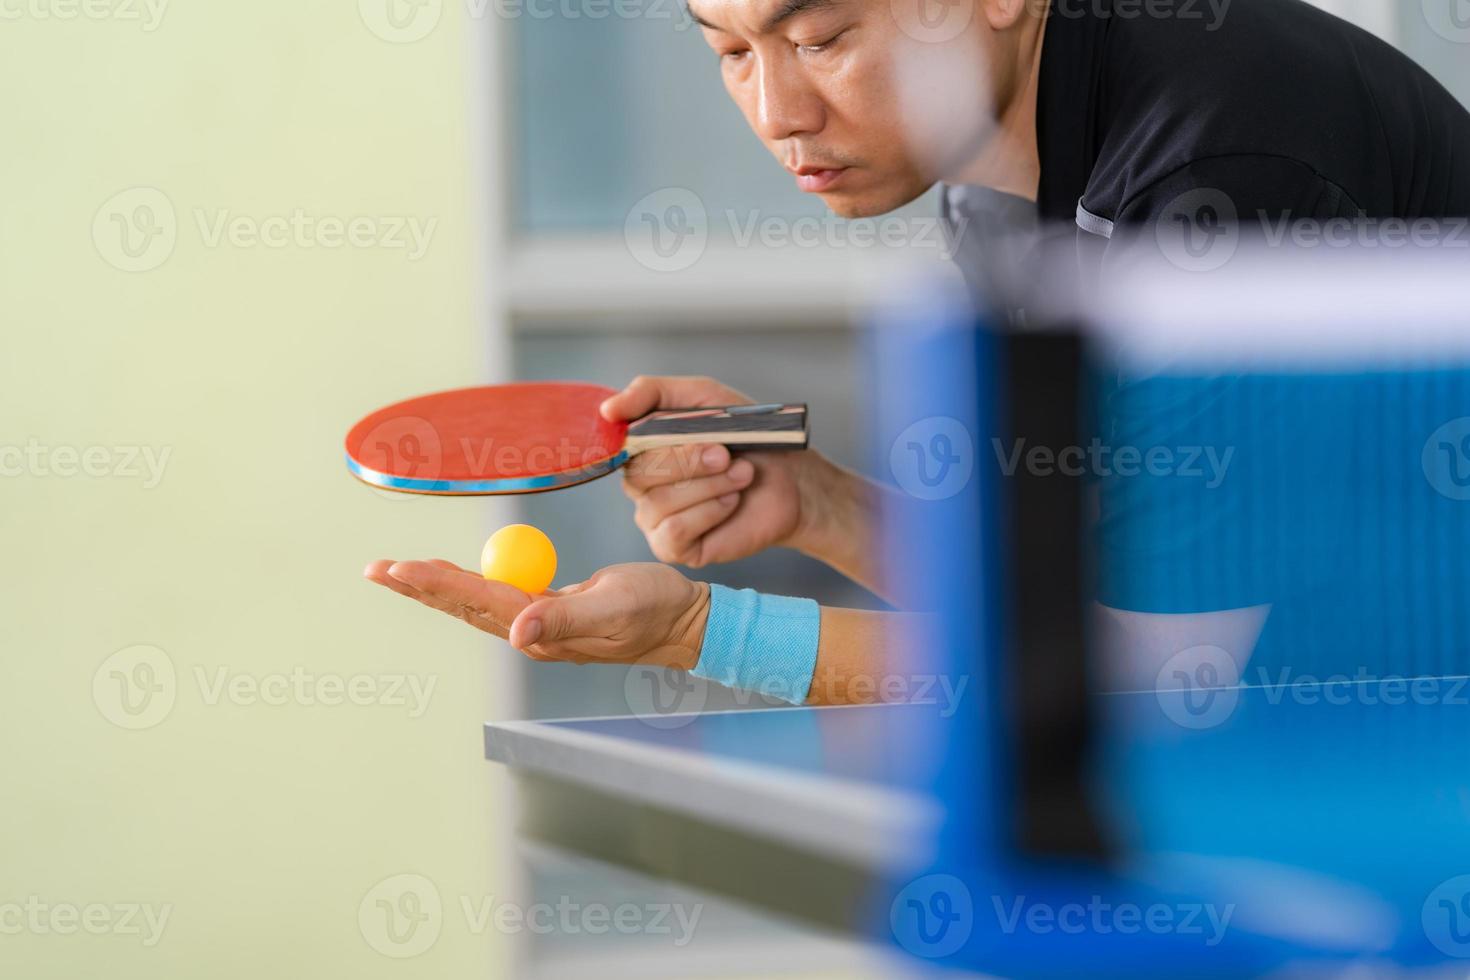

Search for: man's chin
xmin=819 ymin=182 xmax=933 ymax=219
xmin=821 ymin=194 xmax=884 ymax=219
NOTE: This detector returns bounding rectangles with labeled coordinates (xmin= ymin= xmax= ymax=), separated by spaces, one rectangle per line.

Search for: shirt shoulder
xmin=1078 ymin=0 xmax=1470 ymax=225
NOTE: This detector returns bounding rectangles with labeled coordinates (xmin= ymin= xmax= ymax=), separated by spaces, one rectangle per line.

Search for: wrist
xmin=689 ymin=585 xmax=821 ymax=705
xmin=790 ymin=455 xmax=871 ymax=565
xmin=673 ymin=580 xmax=711 ymax=672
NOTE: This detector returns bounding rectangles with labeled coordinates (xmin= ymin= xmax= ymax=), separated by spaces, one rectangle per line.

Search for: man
xmin=686 ymin=0 xmax=1470 ymax=285
xmin=367 ymin=0 xmax=1470 ymax=703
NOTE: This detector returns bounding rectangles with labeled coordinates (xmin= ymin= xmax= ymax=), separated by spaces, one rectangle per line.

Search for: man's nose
xmin=753 ymin=60 xmax=824 ymax=142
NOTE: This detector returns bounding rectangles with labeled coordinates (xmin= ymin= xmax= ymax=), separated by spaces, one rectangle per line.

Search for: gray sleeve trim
xmin=1075 ymin=199 xmax=1115 ymax=239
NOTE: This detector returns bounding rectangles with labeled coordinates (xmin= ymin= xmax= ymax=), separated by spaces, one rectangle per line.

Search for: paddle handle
xmin=624 ymin=403 xmax=809 ymax=454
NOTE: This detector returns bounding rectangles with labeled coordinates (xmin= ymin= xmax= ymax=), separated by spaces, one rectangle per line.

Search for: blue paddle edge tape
xmin=345 ymin=451 xmax=629 ymax=495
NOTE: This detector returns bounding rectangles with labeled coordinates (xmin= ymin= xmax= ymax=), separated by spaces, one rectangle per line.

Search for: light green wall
xmin=0 ymin=4 xmax=505 ymax=977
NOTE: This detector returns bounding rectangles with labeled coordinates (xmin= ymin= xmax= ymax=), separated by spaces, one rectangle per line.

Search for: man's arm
xmin=365 ymin=558 xmax=930 ymax=706
xmin=788 ymin=452 xmax=909 ymax=607
xmin=602 ymin=375 xmax=903 ymax=604
xmin=1108 ymin=152 xmax=1363 ymax=267
xmin=806 ymin=606 xmax=937 ymax=706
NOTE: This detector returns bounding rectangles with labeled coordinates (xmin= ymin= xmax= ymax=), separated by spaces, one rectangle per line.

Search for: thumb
xmin=600 ymin=375 xmax=744 ymax=422
xmin=600 ymin=376 xmax=666 ymax=422
xmin=509 ymin=589 xmax=608 ymax=650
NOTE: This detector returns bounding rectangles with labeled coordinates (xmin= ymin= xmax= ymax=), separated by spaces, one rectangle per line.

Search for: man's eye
xmin=721 ymin=48 xmax=751 ymax=63
xmin=797 ymin=29 xmax=847 ymax=54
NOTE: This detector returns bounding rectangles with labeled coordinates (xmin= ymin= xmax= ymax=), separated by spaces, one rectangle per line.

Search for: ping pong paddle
xmin=345 ymin=381 xmax=809 ymax=495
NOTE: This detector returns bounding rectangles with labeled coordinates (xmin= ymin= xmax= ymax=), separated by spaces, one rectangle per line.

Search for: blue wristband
xmin=691 ymin=584 xmax=821 ymax=705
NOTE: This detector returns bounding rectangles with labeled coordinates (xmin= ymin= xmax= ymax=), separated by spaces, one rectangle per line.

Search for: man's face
xmin=689 ymin=0 xmax=993 ymax=218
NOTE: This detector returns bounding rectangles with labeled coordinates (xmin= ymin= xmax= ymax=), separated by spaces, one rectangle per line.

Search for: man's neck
xmin=949 ymin=13 xmax=1048 ymax=202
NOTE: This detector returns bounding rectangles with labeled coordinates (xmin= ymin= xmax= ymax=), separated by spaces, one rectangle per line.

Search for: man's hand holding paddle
xmin=601 ymin=375 xmax=811 ymax=569
xmin=602 ymin=375 xmax=891 ymax=601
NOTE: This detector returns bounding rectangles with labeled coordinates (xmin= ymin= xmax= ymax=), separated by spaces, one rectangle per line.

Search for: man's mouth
xmin=790 ymin=166 xmax=850 ymax=193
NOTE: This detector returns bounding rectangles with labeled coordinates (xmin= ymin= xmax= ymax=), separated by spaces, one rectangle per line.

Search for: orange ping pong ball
xmin=481 ymin=524 xmax=557 ymax=594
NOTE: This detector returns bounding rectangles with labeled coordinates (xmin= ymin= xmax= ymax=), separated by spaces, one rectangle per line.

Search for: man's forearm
xmin=805 ymin=607 xmax=941 ymax=706
xmin=791 ymin=455 xmax=902 ymax=604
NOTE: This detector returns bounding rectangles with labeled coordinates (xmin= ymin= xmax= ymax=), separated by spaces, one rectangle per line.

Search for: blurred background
xmin=1 ymin=0 xmax=1466 ymax=977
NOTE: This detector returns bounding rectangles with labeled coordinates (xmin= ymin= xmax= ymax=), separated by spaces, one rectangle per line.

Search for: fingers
xmin=509 ymin=586 xmax=621 ymax=652
xmin=391 ymin=560 xmax=533 ymax=615
xmin=599 ymin=375 xmax=746 ymax=422
xmin=364 ymin=559 xmax=532 ymax=638
xmin=623 ymin=443 xmax=732 ymax=495
xmin=425 ymin=559 xmax=469 ymax=573
xmin=364 ymin=559 xmax=469 ymax=614
xmin=647 ymin=493 xmax=743 ymax=566
xmin=634 ymin=457 xmax=753 ymax=516
xmin=624 ymin=458 xmax=753 ymax=565
xmin=365 ymin=560 xmax=598 ymax=663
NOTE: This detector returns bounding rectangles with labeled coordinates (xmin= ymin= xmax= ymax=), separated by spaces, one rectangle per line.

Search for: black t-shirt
xmin=942 ymin=0 xmax=1470 ymax=302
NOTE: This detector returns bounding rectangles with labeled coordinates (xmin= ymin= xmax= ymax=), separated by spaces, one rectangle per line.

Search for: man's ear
xmin=979 ymin=0 xmax=1033 ymax=30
